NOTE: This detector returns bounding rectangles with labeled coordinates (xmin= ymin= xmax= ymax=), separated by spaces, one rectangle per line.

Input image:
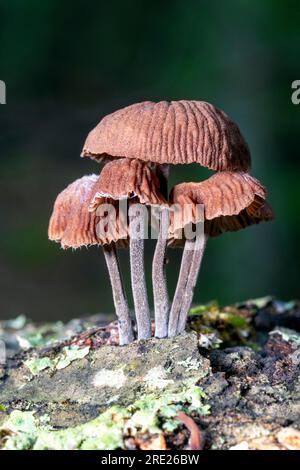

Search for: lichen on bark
xmin=0 ymin=297 xmax=300 ymax=450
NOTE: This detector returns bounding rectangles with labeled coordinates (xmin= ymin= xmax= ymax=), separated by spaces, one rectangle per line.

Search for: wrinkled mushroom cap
xmin=48 ymin=175 xmax=128 ymax=249
xmin=81 ymin=100 xmax=251 ymax=171
xmin=169 ymin=172 xmax=273 ymax=243
xmin=89 ymin=158 xmax=168 ymax=212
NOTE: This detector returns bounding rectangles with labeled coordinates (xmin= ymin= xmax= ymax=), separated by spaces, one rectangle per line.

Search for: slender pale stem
xmin=103 ymin=244 xmax=134 ymax=345
xmin=168 ymin=241 xmax=194 ymax=337
xmin=153 ymin=207 xmax=170 ymax=338
xmin=130 ymin=236 xmax=151 ymax=340
xmin=176 ymin=233 xmax=208 ymax=334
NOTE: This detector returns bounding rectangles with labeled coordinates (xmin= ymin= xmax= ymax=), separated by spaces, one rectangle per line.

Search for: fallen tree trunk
xmin=0 ymin=297 xmax=300 ymax=450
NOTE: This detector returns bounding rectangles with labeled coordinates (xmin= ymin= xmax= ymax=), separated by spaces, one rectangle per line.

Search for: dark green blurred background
xmin=0 ymin=0 xmax=299 ymax=322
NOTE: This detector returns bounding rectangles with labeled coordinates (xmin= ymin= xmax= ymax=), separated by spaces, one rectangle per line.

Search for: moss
xmin=188 ymin=300 xmax=253 ymax=347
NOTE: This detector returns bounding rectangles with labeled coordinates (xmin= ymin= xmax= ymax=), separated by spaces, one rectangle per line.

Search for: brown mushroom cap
xmin=169 ymin=172 xmax=273 ymax=242
xmin=48 ymin=175 xmax=128 ymax=249
xmin=89 ymin=158 xmax=167 ymax=212
xmin=81 ymin=100 xmax=251 ymax=171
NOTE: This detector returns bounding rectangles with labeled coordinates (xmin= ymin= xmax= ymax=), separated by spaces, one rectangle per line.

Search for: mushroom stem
xmin=130 ymin=236 xmax=152 ymax=340
xmin=103 ymin=244 xmax=134 ymax=345
xmin=168 ymin=231 xmax=207 ymax=337
xmin=152 ymin=207 xmax=170 ymax=338
xmin=168 ymin=241 xmax=194 ymax=337
xmin=176 ymin=233 xmax=208 ymax=334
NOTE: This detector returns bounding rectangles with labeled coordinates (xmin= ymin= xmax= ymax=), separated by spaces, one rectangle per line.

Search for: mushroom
xmin=81 ymin=100 xmax=251 ymax=337
xmin=168 ymin=171 xmax=274 ymax=336
xmin=88 ymin=158 xmax=168 ymax=340
xmin=48 ymin=174 xmax=134 ymax=345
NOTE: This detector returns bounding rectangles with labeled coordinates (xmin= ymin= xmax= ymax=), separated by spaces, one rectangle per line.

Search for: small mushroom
xmin=88 ymin=158 xmax=168 ymax=340
xmin=168 ymin=172 xmax=274 ymax=336
xmin=48 ymin=174 xmax=134 ymax=345
xmin=81 ymin=100 xmax=251 ymax=337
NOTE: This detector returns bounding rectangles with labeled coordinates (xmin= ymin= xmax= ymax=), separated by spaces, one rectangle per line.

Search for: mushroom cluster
xmin=48 ymin=100 xmax=273 ymax=344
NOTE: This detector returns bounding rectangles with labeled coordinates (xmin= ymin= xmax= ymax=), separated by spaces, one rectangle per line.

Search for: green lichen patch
xmin=0 ymin=383 xmax=209 ymax=450
xmin=55 ymin=345 xmax=90 ymax=370
xmin=24 ymin=345 xmax=90 ymax=376
xmin=0 ymin=316 xmax=67 ymax=359
xmin=0 ymin=332 xmax=211 ymax=431
xmin=24 ymin=357 xmax=54 ymax=376
xmin=3 ymin=410 xmax=36 ymax=434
